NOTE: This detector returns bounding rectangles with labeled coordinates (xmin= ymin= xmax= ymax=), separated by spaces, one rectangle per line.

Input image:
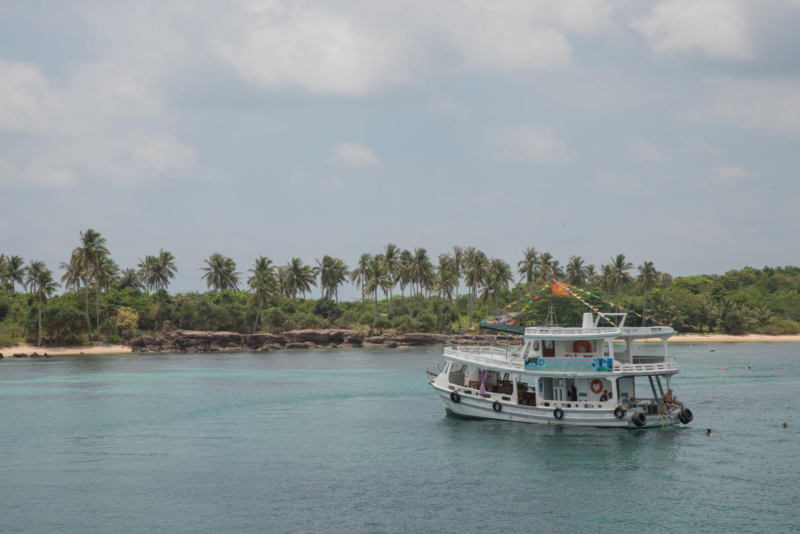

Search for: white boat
xmin=427 ymin=312 xmax=694 ymax=428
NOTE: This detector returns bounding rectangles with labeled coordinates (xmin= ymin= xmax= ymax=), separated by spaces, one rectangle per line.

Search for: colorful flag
xmin=551 ymin=281 xmax=569 ymax=295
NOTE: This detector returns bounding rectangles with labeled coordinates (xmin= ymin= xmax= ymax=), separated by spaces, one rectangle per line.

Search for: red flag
xmin=551 ymin=281 xmax=569 ymax=296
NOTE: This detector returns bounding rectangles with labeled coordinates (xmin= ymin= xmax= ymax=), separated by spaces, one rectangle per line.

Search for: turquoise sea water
xmin=1 ymin=344 xmax=799 ymax=533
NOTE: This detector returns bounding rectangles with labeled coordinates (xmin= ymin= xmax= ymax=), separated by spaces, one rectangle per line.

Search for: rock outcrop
xmin=130 ymin=329 xmax=517 ymax=353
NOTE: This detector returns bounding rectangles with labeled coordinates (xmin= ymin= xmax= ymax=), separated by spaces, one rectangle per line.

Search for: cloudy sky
xmin=2 ymin=0 xmax=799 ymax=296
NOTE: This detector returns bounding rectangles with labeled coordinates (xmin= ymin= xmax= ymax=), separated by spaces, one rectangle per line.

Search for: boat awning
xmin=478 ymin=322 xmax=526 ymax=336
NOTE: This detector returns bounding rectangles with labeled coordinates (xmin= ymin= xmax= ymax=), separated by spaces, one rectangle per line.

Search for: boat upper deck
xmin=443 ymin=345 xmax=678 ymax=376
xmin=524 ymin=325 xmax=676 ymax=339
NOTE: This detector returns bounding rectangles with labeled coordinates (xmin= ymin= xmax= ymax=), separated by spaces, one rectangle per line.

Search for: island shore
xmin=3 ymin=332 xmax=800 ymax=357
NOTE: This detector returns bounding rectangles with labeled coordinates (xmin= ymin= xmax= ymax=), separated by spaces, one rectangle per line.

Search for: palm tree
xmin=276 ymin=265 xmax=291 ymax=297
xmin=60 ymin=257 xmax=83 ymax=293
xmin=0 ymin=254 xmax=6 ymax=289
xmin=200 ymin=253 xmax=241 ymax=291
xmin=452 ymin=246 xmax=463 ymax=328
xmin=74 ymin=229 xmax=108 ymax=338
xmin=284 ymin=257 xmax=317 ymax=302
xmin=585 ymin=264 xmax=598 ymax=286
xmin=4 ymin=255 xmax=26 ymax=292
xmin=636 ymin=261 xmax=658 ymax=326
xmin=155 ymin=249 xmax=178 ymax=290
xmin=537 ymin=252 xmax=557 ymax=282
xmin=566 ymin=256 xmax=587 ymax=287
xmin=381 ymin=244 xmax=402 ymax=316
xmin=349 ymin=253 xmax=372 ymax=312
xmin=248 ymin=256 xmax=277 ymax=333
xmin=486 ymin=258 xmax=513 ymax=313
xmin=317 ymin=255 xmax=350 ymax=302
xmin=91 ymin=254 xmax=119 ymax=329
xmin=397 ymin=249 xmax=413 ymax=301
xmin=752 ymin=303 xmax=773 ymax=328
xmin=463 ymin=248 xmax=488 ymax=326
xmin=605 ymin=254 xmax=633 ymax=324
xmin=407 ymin=248 xmax=433 ymax=315
xmin=435 ymin=267 xmax=457 ymax=332
xmin=25 ymin=260 xmax=60 ymax=347
xmin=517 ymin=247 xmax=538 ymax=291
xmin=696 ymin=296 xmax=717 ymax=333
xmin=116 ymin=268 xmax=144 ymax=291
xmin=363 ymin=258 xmax=390 ymax=334
xmin=137 ymin=249 xmax=178 ymax=292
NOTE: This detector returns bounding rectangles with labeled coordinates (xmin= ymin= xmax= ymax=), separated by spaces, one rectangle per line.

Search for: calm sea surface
xmin=1 ymin=343 xmax=799 ymax=533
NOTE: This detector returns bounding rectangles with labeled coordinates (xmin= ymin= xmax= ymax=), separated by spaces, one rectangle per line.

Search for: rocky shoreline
xmin=129 ymin=329 xmax=521 ymax=353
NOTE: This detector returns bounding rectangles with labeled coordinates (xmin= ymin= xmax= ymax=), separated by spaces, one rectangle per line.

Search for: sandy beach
xmin=1 ymin=343 xmax=131 ymax=356
xmin=664 ymin=334 xmax=800 ymax=343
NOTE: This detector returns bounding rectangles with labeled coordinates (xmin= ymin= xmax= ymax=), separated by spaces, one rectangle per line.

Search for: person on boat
xmin=600 ymin=390 xmax=610 ymax=402
xmin=662 ymin=389 xmax=679 ymax=414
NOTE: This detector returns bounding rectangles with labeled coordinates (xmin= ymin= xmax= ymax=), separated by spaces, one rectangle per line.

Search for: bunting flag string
xmin=569 ymin=287 xmax=665 ymax=326
xmin=551 ymin=280 xmax=616 ymax=325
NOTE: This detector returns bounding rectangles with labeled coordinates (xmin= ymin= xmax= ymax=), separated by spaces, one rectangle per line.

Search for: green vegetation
xmin=2 ymin=232 xmax=800 ymax=348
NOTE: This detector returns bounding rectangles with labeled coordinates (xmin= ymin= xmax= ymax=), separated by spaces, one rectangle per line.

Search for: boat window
xmin=532 ymin=341 xmax=540 ymax=351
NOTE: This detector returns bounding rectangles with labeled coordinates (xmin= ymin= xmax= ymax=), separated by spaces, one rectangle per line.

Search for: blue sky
xmin=1 ymin=0 xmax=799 ymax=298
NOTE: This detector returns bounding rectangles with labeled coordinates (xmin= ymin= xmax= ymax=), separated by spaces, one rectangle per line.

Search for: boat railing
xmin=619 ymin=326 xmax=675 ymax=336
xmin=524 ymin=326 xmax=620 ymax=336
xmin=614 ymin=358 xmax=678 ymax=373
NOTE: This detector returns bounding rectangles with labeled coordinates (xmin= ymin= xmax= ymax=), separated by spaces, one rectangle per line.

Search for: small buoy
xmin=720 ymin=366 xmax=726 ymax=370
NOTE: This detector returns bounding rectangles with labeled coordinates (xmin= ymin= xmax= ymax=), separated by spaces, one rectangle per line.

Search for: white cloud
xmin=0 ymin=54 xmax=214 ymax=188
xmin=487 ymin=123 xmax=572 ymax=165
xmin=210 ymin=0 xmax=614 ymax=96
xmin=328 ymin=143 xmax=381 ymax=170
xmin=631 ymin=0 xmax=754 ymax=60
xmin=710 ymin=164 xmax=758 ymax=182
xmin=623 ymin=137 xmax=670 ymax=163
xmin=212 ymin=4 xmax=414 ymax=97
xmin=0 ymin=58 xmax=62 ymax=134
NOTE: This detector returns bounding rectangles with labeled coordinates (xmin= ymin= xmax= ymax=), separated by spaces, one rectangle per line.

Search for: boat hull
xmin=433 ymin=385 xmax=685 ymax=429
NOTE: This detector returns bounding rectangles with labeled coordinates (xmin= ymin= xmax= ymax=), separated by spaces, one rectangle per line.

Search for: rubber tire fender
xmin=679 ymin=407 xmax=693 ymax=424
xmin=553 ymin=407 xmax=564 ymax=420
xmin=614 ymin=406 xmax=626 ymax=419
xmin=493 ymin=401 xmax=502 ymax=412
xmin=631 ymin=411 xmax=647 ymax=427
xmin=450 ymin=391 xmax=461 ymax=404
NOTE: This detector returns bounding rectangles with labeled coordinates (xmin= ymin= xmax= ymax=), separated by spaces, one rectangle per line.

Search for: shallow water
xmin=1 ymin=343 xmax=798 ymax=533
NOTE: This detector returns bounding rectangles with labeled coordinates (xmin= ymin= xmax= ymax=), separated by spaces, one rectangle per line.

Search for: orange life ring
xmin=573 ymin=340 xmax=593 ymax=353
xmin=590 ymin=379 xmax=603 ymax=394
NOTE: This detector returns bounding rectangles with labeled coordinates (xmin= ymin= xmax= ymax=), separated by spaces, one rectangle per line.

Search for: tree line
xmin=2 ymin=229 xmax=799 ymax=347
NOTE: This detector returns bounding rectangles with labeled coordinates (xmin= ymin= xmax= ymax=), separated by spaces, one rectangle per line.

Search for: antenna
xmin=545 ymin=306 xmax=558 ymax=327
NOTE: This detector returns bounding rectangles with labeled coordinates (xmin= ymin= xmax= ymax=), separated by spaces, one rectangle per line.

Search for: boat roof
xmin=477 ymin=323 xmax=526 ymax=336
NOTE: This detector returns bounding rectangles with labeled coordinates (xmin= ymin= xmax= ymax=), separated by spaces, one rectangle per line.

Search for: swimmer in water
xmin=784 ymin=422 xmax=788 ymax=428
xmin=705 ymin=429 xmax=713 ymax=437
